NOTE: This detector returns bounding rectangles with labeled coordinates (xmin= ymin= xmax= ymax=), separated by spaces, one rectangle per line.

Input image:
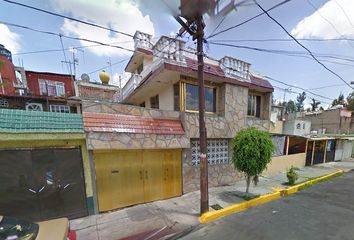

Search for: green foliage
xmin=286 ymin=166 xmax=298 ymax=185
xmin=232 ymin=127 xmax=274 ymax=193
xmin=296 ymin=92 xmax=306 ymax=112
xmin=285 ymin=100 xmax=296 ymax=113
xmin=332 ymin=93 xmax=346 ymax=107
xmin=346 ymin=91 xmax=354 ymax=111
xmin=310 ymin=98 xmax=321 ymax=111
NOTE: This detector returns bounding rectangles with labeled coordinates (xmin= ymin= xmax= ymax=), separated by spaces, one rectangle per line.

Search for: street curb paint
xmin=280 ymin=169 xmax=343 ymax=196
xmin=199 ymin=191 xmax=281 ymax=224
xmin=199 ymin=169 xmax=344 ymax=224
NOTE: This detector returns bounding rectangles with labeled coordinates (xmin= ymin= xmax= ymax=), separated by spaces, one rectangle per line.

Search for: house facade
xmin=301 ymin=107 xmax=354 ymax=134
xmin=83 ymin=31 xmax=274 ymax=213
xmin=0 ymin=44 xmax=79 ymax=113
xmin=0 ymin=109 xmax=94 ymax=221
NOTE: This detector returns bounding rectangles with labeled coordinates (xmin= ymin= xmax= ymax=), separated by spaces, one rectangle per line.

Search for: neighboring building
xmin=74 ymin=79 xmax=121 ymax=102
xmin=0 ymin=108 xmax=94 ymax=221
xmin=305 ymin=137 xmax=336 ymax=166
xmin=283 ymin=112 xmax=311 ymax=136
xmin=270 ymin=105 xmax=284 ymax=134
xmin=84 ymin=31 xmax=274 ymax=213
xmin=0 ymin=44 xmax=80 ymax=113
xmin=301 ymin=106 xmax=354 ymax=134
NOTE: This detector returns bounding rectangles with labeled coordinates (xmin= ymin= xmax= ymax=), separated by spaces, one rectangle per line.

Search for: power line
xmin=254 ymin=1 xmax=353 ymax=90
xmin=208 ymin=42 xmax=354 ymax=67
xmin=0 ymin=20 xmax=135 ymax=53
xmin=88 ymin=58 xmax=129 ymax=75
xmin=13 ymin=40 xmax=134 ymax=56
xmin=262 ymin=74 xmax=334 ymax=102
xmin=208 ymin=37 xmax=354 ymax=43
xmin=1 ymin=0 xmax=133 ymax=38
xmin=305 ymin=0 xmax=354 ymax=49
xmin=207 ymin=0 xmax=293 ymax=39
xmin=59 ymin=35 xmax=71 ymax=75
xmin=308 ymin=83 xmax=346 ymax=91
xmin=333 ymin=0 xmax=354 ymax=29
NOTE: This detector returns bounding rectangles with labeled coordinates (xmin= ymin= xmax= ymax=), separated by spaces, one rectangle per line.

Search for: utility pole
xmin=196 ymin=15 xmax=209 ymax=215
xmin=174 ymin=0 xmax=236 ymax=215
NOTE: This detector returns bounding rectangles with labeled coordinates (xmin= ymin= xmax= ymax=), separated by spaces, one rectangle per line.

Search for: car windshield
xmin=0 ymin=216 xmax=39 ymax=240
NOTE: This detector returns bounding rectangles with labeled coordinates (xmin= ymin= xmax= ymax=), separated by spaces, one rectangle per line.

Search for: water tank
xmin=99 ymin=70 xmax=110 ymax=85
xmin=0 ymin=44 xmax=12 ymax=62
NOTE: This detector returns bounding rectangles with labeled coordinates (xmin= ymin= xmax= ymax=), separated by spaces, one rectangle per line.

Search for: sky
xmin=1 ymin=0 xmax=354 ymax=109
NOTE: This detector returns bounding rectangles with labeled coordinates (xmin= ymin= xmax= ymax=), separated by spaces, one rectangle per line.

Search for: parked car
xmin=0 ymin=215 xmax=76 ymax=240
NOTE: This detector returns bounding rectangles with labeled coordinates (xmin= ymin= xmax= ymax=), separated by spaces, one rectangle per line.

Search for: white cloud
xmin=52 ymin=0 xmax=155 ymax=57
xmin=291 ymin=0 xmax=354 ymax=39
xmin=0 ymin=24 xmax=21 ymax=53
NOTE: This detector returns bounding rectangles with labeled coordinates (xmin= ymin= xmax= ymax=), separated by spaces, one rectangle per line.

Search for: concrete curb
xmin=199 ymin=169 xmax=344 ymax=224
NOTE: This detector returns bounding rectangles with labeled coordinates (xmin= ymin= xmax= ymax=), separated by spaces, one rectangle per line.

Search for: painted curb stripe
xmin=199 ymin=169 xmax=344 ymax=224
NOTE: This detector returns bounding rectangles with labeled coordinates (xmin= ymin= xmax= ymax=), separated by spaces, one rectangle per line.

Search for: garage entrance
xmin=0 ymin=148 xmax=88 ymax=221
xmin=94 ymin=149 xmax=182 ymax=212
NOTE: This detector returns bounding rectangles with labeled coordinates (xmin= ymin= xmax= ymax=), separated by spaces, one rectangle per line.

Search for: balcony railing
xmin=153 ymin=36 xmax=185 ymax=63
xmin=122 ymin=59 xmax=163 ymax=100
xmin=134 ymin=31 xmax=153 ymax=50
xmin=219 ymin=56 xmax=250 ymax=80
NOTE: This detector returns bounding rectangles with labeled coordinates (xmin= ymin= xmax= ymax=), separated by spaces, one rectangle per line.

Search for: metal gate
xmin=94 ymin=149 xmax=182 ymax=212
xmin=0 ymin=148 xmax=88 ymax=221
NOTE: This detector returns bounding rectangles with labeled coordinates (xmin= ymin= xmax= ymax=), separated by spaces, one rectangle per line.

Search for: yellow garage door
xmin=94 ymin=149 xmax=182 ymax=212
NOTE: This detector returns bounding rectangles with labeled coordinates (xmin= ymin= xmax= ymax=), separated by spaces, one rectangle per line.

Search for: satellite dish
xmin=81 ymin=73 xmax=90 ymax=82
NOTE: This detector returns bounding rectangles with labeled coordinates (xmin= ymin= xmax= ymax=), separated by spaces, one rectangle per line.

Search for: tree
xmin=332 ymin=93 xmax=345 ymax=107
xmin=346 ymin=92 xmax=354 ymax=111
xmin=232 ymin=127 xmax=274 ymax=195
xmin=310 ymin=98 xmax=321 ymax=111
xmin=296 ymin=92 xmax=306 ymax=112
xmin=285 ymin=100 xmax=296 ymax=113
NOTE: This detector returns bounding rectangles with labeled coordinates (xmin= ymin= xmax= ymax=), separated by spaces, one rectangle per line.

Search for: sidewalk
xmin=70 ymin=159 xmax=354 ymax=240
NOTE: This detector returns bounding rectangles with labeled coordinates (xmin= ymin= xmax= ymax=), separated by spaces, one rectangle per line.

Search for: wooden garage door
xmin=94 ymin=149 xmax=182 ymax=212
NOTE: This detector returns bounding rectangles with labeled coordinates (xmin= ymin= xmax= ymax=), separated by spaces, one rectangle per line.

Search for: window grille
xmin=191 ymin=139 xmax=229 ymax=166
xmin=0 ymin=98 xmax=9 ymax=108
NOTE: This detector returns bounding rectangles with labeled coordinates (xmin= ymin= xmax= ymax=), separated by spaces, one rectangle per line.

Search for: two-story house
xmin=0 ymin=44 xmax=80 ymax=113
xmin=81 ymin=31 xmax=274 ymax=213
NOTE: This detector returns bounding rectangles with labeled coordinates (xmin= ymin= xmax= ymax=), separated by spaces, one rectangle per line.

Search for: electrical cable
xmin=207 ymin=0 xmax=293 ymax=39
xmin=333 ymin=0 xmax=354 ymax=29
xmin=253 ymin=1 xmax=353 ymax=90
xmin=1 ymin=0 xmax=133 ymax=38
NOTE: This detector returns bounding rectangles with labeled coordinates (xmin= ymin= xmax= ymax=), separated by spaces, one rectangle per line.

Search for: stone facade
xmin=182 ymin=147 xmax=244 ymax=193
xmin=83 ymin=101 xmax=189 ymax=150
xmin=83 ymin=82 xmax=272 ymax=193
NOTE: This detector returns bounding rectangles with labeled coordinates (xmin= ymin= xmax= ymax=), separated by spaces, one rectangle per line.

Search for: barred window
xmin=191 ymin=139 xmax=229 ymax=166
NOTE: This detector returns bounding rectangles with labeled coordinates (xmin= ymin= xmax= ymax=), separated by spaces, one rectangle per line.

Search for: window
xmin=173 ymin=83 xmax=180 ymax=111
xmin=248 ymin=95 xmax=261 ymax=117
xmin=296 ymin=123 xmax=301 ymax=129
xmin=49 ymin=105 xmax=70 ymax=113
xmin=0 ymin=98 xmax=9 ymax=108
xmin=181 ymin=82 xmax=217 ymax=113
xmin=139 ymin=102 xmax=145 ymax=107
xmin=150 ymin=95 xmax=159 ymax=109
xmin=191 ymin=139 xmax=229 ymax=166
xmin=38 ymin=79 xmax=66 ymax=97
xmin=303 ymin=123 xmax=306 ymax=129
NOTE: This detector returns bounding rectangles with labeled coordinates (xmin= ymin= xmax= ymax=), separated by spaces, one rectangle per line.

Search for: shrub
xmin=232 ymin=127 xmax=274 ymax=194
xmin=287 ymin=166 xmax=298 ymax=185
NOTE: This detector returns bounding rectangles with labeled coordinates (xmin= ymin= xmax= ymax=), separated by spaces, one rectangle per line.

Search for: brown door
xmin=0 ymin=148 xmax=88 ymax=221
xmin=306 ymin=141 xmax=314 ymax=166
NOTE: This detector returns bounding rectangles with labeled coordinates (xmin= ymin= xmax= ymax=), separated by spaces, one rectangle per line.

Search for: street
xmin=180 ymin=171 xmax=354 ymax=240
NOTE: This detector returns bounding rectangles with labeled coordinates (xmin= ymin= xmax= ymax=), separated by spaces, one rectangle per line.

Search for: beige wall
xmin=270 ymin=120 xmax=283 ymax=134
xmin=159 ymin=84 xmax=174 ymax=111
xmin=263 ymin=153 xmax=306 ymax=175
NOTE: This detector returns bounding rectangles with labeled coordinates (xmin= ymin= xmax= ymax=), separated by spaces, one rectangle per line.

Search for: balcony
xmin=219 ymin=56 xmax=250 ymax=81
xmin=153 ymin=36 xmax=185 ymax=63
xmin=134 ymin=31 xmax=153 ymax=50
xmin=122 ymin=59 xmax=163 ymax=100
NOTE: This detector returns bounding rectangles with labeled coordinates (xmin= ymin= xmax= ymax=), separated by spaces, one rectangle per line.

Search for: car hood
xmin=36 ymin=218 xmax=68 ymax=240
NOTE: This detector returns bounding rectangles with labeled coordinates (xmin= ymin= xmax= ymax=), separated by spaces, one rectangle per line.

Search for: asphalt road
xmin=180 ymin=171 xmax=354 ymax=240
